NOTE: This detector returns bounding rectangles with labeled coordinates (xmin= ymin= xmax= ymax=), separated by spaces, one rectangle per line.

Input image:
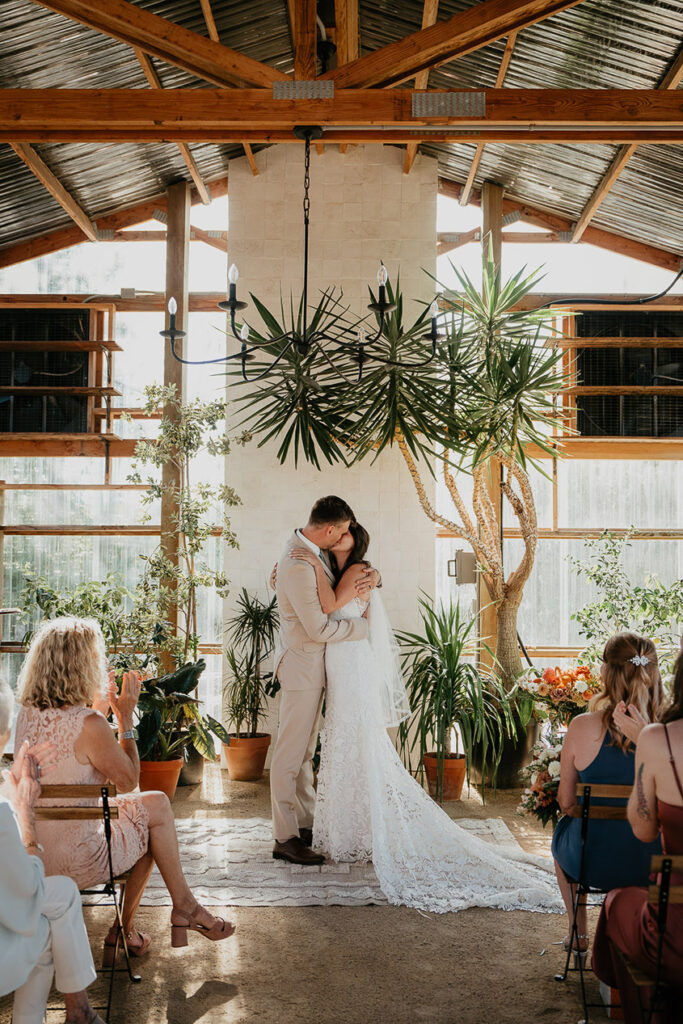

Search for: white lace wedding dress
xmin=313 ymin=595 xmax=563 ymax=914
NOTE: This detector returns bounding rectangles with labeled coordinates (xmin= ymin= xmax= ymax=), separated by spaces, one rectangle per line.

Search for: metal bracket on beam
xmin=501 ymin=211 xmax=522 ymax=227
xmin=273 ymin=80 xmax=334 ymax=100
xmin=152 ymin=208 xmax=168 ymax=224
xmin=96 ymin=228 xmax=115 ymax=240
xmin=559 ymin=230 xmax=574 ymax=242
xmin=411 ymin=91 xmax=485 ymax=119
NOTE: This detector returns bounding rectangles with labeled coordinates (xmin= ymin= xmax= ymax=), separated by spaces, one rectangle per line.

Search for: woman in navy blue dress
xmin=551 ymin=633 xmax=664 ymax=960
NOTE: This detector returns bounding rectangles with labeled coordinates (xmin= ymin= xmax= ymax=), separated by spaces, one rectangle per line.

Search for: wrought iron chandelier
xmin=161 ymin=126 xmax=442 ymax=382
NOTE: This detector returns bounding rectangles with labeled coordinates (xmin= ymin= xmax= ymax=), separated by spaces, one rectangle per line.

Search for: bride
xmin=289 ymin=522 xmax=563 ymax=915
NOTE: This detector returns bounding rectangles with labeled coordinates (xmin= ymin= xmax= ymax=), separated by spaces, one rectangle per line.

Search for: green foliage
xmin=397 ymin=596 xmax=515 ymax=801
xmin=128 ymin=383 xmax=243 ymax=666
xmin=20 ymin=570 xmax=160 ymax=673
xmin=226 ymin=261 xmax=566 ymax=474
xmin=135 ymin=659 xmax=228 ymax=762
xmin=570 ymin=531 xmax=683 ymax=672
xmin=223 ymin=588 xmax=280 ymax=738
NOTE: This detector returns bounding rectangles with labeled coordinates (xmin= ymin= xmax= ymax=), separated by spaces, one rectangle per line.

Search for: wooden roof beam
xmin=9 ymin=142 xmax=97 ymax=241
xmin=322 ymin=0 xmax=587 ymax=88
xmin=449 ymin=181 xmax=682 ymax=272
xmin=404 ymin=0 xmax=440 ymax=174
xmin=459 ymin=31 xmax=517 ymax=202
xmin=335 ymin=0 xmax=359 ymax=154
xmin=28 ymin=0 xmax=288 ymax=88
xmin=572 ymin=41 xmax=683 ymax=242
xmin=0 ymin=178 xmax=227 ymax=269
xmin=4 ymin=88 xmax=683 ymax=133
xmin=133 ymin=48 xmax=211 ymax=204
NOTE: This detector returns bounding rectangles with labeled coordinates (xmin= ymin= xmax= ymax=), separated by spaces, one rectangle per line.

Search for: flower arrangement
xmin=518 ymin=737 xmax=563 ymax=828
xmin=517 ymin=664 xmax=600 ymax=726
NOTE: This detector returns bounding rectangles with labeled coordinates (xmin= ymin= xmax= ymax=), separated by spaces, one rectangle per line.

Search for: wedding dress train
xmin=313 ymin=595 xmax=563 ymax=914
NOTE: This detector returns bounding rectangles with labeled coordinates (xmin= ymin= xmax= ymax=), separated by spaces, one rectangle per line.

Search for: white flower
xmin=549 ymin=745 xmax=563 ymax=756
xmin=574 ymin=679 xmax=588 ymax=694
xmin=548 ymin=761 xmax=561 ymax=779
xmin=530 ymin=773 xmax=538 ymax=786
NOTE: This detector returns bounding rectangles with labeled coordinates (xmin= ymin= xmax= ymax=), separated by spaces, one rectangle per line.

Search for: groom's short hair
xmin=308 ymin=495 xmax=355 ymax=527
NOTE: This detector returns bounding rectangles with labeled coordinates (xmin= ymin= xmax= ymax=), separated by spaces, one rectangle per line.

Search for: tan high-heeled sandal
xmin=170 ymin=903 xmax=236 ymax=948
xmin=103 ymin=926 xmax=152 ymax=966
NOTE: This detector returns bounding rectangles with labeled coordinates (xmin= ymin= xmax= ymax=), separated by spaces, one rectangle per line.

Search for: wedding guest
xmin=14 ymin=617 xmax=235 ymax=960
xmin=591 ymin=645 xmax=683 ymax=1024
xmin=551 ymin=633 xmax=664 ymax=960
xmin=0 ymin=678 xmax=104 ymax=1024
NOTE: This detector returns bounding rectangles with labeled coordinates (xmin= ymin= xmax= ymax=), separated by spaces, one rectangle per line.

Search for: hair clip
xmin=629 ymin=654 xmax=650 ymax=667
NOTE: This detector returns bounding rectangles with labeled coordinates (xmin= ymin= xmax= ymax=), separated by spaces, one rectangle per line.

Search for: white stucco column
xmin=223 ymin=144 xmax=438 ymax=754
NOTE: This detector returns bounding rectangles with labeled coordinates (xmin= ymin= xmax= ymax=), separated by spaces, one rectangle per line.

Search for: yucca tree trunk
xmin=496 ymin=598 xmax=523 ymax=690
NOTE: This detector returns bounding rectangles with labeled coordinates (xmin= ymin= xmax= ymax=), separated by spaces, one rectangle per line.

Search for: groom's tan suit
xmin=270 ymin=531 xmax=369 ymax=842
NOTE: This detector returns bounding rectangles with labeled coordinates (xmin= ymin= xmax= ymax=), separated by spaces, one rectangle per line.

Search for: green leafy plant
xmin=397 ymin=596 xmax=516 ymax=801
xmin=136 ymin=659 xmax=229 ymax=762
xmin=128 ymin=383 xmax=243 ymax=668
xmin=570 ymin=531 xmax=683 ymax=673
xmin=223 ymin=588 xmax=280 ymax=738
xmin=226 ymin=259 xmax=567 ymax=689
xmin=19 ymin=570 xmax=161 ymax=673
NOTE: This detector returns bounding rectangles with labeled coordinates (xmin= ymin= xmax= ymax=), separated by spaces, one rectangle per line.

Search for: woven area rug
xmin=85 ymin=816 xmax=523 ymax=908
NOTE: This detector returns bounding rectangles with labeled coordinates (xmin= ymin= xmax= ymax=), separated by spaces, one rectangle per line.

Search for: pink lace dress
xmin=15 ymin=705 xmax=149 ymax=889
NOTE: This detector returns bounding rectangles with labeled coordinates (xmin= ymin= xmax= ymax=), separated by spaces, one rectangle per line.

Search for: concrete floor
xmin=1 ymin=768 xmax=601 ymax=1024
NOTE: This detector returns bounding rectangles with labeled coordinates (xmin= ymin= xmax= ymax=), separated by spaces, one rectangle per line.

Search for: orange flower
xmin=542 ymin=667 xmax=557 ymax=684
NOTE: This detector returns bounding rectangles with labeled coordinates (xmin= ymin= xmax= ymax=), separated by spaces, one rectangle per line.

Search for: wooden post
xmin=161 ymin=182 xmax=190 ymax=673
xmin=479 ymin=181 xmax=504 ymax=670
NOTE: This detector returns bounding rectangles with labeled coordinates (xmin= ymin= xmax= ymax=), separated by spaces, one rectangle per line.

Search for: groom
xmin=270 ymin=495 xmax=379 ymax=865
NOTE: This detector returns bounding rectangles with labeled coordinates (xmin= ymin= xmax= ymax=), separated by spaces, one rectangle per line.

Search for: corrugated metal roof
xmin=0 ymin=0 xmax=682 ymax=258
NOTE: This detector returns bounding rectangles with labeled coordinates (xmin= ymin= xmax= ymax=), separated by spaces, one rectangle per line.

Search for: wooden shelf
xmin=555 ymin=337 xmax=683 ymax=349
xmin=0 ymin=339 xmax=121 ymax=352
xmin=0 ymin=385 xmax=121 ymax=396
xmin=565 ymin=386 xmax=683 ymax=396
xmin=0 ymin=433 xmax=137 ymax=456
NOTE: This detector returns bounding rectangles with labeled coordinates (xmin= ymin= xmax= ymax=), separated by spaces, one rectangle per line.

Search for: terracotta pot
xmin=138 ymin=758 xmax=183 ymax=801
xmin=222 ymin=733 xmax=271 ymax=781
xmin=423 ymin=752 xmax=467 ymax=802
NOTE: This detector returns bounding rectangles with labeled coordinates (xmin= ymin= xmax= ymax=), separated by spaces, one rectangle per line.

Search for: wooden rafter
xmin=28 ymin=0 xmax=288 ymax=88
xmin=439 ymin=179 xmax=682 ymax=272
xmin=571 ymin=42 xmax=683 ymax=242
xmin=322 ymin=0 xmax=587 ymax=88
xmin=404 ymin=0 xmax=440 ymax=174
xmin=459 ymin=31 xmax=517 ymax=203
xmin=132 ymin=48 xmax=211 ymax=204
xmin=293 ymin=0 xmax=317 ymax=80
xmin=196 ymin=0 xmax=256 ymax=175
xmin=335 ymin=0 xmax=359 ymax=154
xmin=3 ymin=88 xmax=683 ymax=136
xmin=9 ymin=142 xmax=97 ymax=241
xmin=0 ymin=178 xmax=227 ymax=269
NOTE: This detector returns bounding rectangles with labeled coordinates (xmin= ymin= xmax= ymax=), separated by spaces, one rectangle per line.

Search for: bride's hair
xmin=330 ymin=522 xmax=370 ymax=580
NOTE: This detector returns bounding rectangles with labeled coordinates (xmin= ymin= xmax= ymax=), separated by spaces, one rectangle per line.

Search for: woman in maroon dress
xmin=592 ymin=647 xmax=683 ymax=1023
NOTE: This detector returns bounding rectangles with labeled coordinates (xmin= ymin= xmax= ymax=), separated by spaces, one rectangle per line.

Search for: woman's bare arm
xmin=627 ymin=727 xmax=661 ymax=843
xmin=289 ymin=548 xmax=369 ymax=613
xmin=557 ymin=721 xmax=578 ymax=815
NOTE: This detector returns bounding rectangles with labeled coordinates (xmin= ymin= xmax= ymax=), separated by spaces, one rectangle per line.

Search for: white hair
xmin=0 ymin=678 xmax=14 ymax=736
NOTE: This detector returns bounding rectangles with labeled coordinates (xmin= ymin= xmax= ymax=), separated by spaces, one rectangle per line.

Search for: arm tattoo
xmin=636 ymin=761 xmax=651 ymax=821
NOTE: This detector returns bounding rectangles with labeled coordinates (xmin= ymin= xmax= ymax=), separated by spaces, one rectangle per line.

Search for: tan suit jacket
xmin=274 ymin=532 xmax=368 ymax=690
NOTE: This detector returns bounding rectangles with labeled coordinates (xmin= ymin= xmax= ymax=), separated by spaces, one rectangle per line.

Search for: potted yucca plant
xmin=398 ymin=596 xmax=514 ymax=802
xmin=222 ymin=588 xmax=279 ymax=781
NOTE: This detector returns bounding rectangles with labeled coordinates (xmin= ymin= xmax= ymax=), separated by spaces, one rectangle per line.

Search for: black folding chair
xmin=612 ymin=853 xmax=683 ymax=1024
xmin=35 ymin=783 xmax=142 ymax=1022
xmin=554 ymin=781 xmax=632 ymax=1024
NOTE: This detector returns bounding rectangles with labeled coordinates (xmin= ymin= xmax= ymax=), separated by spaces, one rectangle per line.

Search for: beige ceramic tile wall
xmin=223 ymin=144 xmax=438 ymax=754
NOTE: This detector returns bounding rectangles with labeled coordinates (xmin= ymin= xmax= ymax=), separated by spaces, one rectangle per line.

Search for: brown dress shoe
xmin=299 ymin=827 xmax=314 ymax=847
xmin=273 ymin=836 xmax=325 ymax=865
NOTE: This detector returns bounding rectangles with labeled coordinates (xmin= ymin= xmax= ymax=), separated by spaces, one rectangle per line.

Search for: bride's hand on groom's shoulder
xmin=355 ymin=566 xmax=381 ymax=597
xmin=290 ymin=547 xmax=320 ymax=568
xmin=269 ymin=563 xmax=278 ymax=591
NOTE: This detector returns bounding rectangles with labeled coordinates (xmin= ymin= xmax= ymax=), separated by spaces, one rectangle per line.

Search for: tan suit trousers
xmin=270 ymin=684 xmax=324 ymax=842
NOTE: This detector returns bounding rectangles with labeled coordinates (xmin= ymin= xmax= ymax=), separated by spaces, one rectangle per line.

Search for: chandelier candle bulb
xmin=240 ymin=324 xmax=249 ymax=342
xmin=228 ymin=263 xmax=239 ymax=304
xmin=377 ymin=264 xmax=388 ymax=306
xmin=168 ymin=295 xmax=177 ymax=331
